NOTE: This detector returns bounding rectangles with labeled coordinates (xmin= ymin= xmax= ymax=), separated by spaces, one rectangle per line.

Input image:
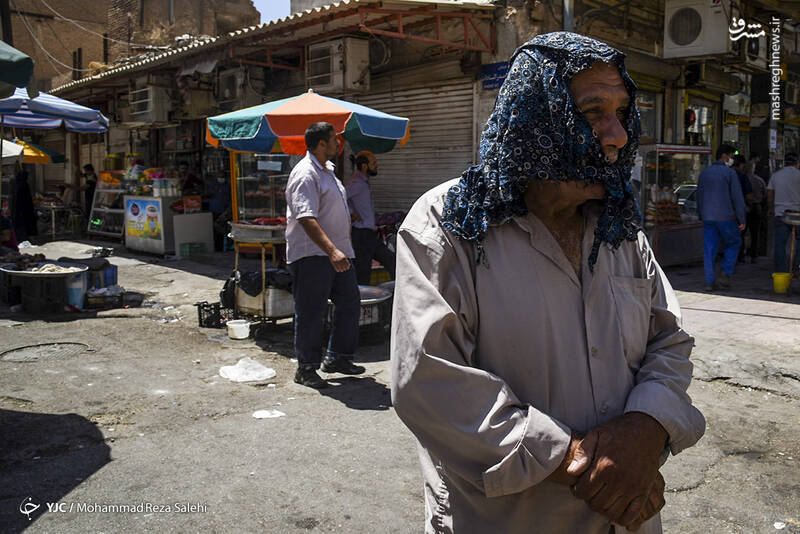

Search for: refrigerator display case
xmin=639 ymin=144 xmax=712 ymax=267
xmin=232 ymin=152 xmax=298 ymax=222
xmin=124 ymin=195 xmax=182 ymax=254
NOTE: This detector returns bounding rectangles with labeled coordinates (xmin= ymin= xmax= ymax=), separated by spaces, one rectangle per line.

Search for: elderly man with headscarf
xmin=390 ymin=33 xmax=705 ymax=534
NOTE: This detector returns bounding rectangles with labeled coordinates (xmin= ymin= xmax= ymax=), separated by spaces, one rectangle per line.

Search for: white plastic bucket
xmin=65 ymin=273 xmax=87 ymax=309
xmin=226 ymin=319 xmax=251 ymax=339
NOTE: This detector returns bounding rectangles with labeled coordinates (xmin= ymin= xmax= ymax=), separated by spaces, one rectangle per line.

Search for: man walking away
xmin=767 ymin=152 xmax=800 ymax=274
xmin=697 ymin=144 xmax=746 ymax=291
xmin=732 ymin=155 xmax=753 ymax=262
xmin=746 ymin=158 xmax=767 ymax=263
xmin=346 ymin=150 xmax=396 ymax=285
xmin=285 ymin=122 xmax=364 ymax=389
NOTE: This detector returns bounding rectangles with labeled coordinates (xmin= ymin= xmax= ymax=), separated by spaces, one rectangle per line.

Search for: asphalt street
xmin=1 ymin=240 xmax=798 ymax=533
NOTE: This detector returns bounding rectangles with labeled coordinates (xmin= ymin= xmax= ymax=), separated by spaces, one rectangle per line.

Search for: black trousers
xmin=351 ymin=227 xmax=396 ymax=285
xmin=745 ymin=204 xmax=763 ymax=260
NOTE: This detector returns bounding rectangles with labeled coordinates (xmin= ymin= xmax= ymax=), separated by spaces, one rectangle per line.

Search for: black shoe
xmin=321 ymin=358 xmax=365 ymax=375
xmin=718 ymin=273 xmax=731 ymax=289
xmin=704 ymin=284 xmax=715 ymax=292
xmin=294 ymin=366 xmax=328 ymax=389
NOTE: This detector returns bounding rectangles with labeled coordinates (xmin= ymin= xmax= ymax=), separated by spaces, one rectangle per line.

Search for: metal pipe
xmin=563 ymin=0 xmax=574 ymax=32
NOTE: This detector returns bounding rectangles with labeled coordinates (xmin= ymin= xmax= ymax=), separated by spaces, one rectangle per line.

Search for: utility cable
xmin=11 ymin=0 xmax=71 ymax=75
xmin=38 ymin=0 xmax=159 ymax=49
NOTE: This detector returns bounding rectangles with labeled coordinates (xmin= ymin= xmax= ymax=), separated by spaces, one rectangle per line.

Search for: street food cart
xmin=638 ymin=144 xmax=711 ymax=266
xmin=206 ymin=90 xmax=409 ymax=324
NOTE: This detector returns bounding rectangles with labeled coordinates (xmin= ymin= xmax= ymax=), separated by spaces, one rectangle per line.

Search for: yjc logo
xmin=19 ymin=497 xmax=40 ymax=521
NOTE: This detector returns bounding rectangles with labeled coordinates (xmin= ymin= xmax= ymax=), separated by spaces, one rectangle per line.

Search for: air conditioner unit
xmin=663 ymin=0 xmax=731 ymax=59
xmin=787 ymin=82 xmax=799 ymax=105
xmin=734 ymin=33 xmax=768 ymax=72
xmin=306 ymin=37 xmax=370 ymax=93
xmin=217 ymin=70 xmax=244 ymax=111
xmin=129 ymin=82 xmax=169 ymax=124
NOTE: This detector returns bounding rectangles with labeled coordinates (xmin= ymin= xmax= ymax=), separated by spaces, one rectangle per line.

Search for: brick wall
xmin=10 ymin=0 xmax=109 ymax=89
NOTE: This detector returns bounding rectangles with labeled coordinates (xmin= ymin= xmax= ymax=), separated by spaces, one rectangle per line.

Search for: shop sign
xmin=481 ymin=62 xmax=509 ymax=90
xmin=126 ymin=199 xmax=162 ymax=240
xmin=183 ymin=196 xmax=202 ymax=213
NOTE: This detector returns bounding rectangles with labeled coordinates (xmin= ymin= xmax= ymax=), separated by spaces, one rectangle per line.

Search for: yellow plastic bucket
xmin=772 ymin=272 xmax=791 ymax=294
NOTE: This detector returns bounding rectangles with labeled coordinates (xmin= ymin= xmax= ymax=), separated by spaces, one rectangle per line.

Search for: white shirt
xmin=767 ymin=165 xmax=800 ymax=216
xmin=284 ymin=152 xmax=354 ymax=263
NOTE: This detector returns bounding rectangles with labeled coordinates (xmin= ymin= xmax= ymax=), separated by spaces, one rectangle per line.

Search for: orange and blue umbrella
xmin=206 ymin=90 xmax=409 ymax=155
xmin=13 ymin=139 xmax=66 ymax=164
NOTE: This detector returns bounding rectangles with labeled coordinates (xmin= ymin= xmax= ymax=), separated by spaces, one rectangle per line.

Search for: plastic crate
xmin=87 ymin=265 xmax=118 ymax=289
xmin=195 ymin=301 xmax=236 ymax=329
xmin=85 ymin=293 xmax=124 ymax=309
xmin=0 ymin=271 xmax=22 ymax=305
xmin=19 ymin=276 xmax=67 ymax=314
xmin=180 ymin=242 xmax=207 ymax=258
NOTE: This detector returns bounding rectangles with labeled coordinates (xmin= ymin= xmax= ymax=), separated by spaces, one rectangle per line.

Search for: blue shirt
xmin=697 ymin=161 xmax=746 ymax=224
xmin=345 ymin=170 xmax=376 ymax=230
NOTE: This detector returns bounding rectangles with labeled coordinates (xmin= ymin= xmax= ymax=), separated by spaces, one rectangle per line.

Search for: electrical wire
xmin=38 ymin=0 xmax=158 ymax=49
xmin=11 ymin=0 xmax=71 ymax=74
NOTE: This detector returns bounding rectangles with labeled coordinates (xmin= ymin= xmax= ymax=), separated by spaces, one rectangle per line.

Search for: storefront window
xmin=685 ymin=97 xmax=717 ymax=147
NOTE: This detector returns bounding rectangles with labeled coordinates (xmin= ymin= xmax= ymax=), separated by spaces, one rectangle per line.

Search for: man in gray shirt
xmin=767 ymin=152 xmax=800 ymax=273
xmin=285 ymin=122 xmax=364 ymax=389
xmin=391 ymin=33 xmax=704 ymax=533
xmin=346 ymin=150 xmax=396 ymax=285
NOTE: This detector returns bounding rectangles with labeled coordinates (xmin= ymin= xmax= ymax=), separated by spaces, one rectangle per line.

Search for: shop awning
xmin=0 ymin=139 xmax=24 ymax=163
xmin=207 ymin=89 xmax=410 ymax=155
xmin=13 ymin=139 xmax=66 ymax=164
xmin=0 ymin=41 xmax=37 ymax=99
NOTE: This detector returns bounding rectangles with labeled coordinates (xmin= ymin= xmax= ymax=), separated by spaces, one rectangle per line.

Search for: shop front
xmin=640 ymin=144 xmax=712 ymax=266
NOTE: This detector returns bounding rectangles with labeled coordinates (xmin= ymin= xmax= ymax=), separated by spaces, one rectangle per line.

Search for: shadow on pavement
xmin=319 ymin=376 xmax=391 ymax=411
xmin=665 ymin=259 xmax=800 ymax=305
xmin=0 ymin=409 xmax=111 ymax=533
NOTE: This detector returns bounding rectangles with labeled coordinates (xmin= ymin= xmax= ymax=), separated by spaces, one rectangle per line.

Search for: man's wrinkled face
xmin=570 ymin=62 xmax=630 ymax=164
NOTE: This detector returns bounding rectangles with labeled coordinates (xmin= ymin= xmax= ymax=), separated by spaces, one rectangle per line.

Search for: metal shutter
xmin=356 ymin=79 xmax=476 ymax=212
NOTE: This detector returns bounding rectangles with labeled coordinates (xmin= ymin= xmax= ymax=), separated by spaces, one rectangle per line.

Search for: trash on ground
xmin=163 ymin=305 xmax=175 ymax=311
xmin=252 ymin=409 xmax=285 ymax=419
xmin=774 ymin=522 xmax=786 ymax=530
xmin=87 ymin=285 xmax=125 ymax=296
xmin=219 ymin=357 xmax=276 ymax=382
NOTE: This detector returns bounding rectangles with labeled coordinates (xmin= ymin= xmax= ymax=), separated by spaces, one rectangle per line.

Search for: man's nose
xmin=597 ymin=114 xmax=628 ymax=150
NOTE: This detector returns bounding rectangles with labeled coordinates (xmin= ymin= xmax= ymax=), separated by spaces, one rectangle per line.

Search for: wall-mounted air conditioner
xmin=217 ymin=69 xmax=244 ymax=111
xmin=663 ymin=0 xmax=731 ymax=59
xmin=738 ymin=33 xmax=768 ymax=72
xmin=306 ymin=37 xmax=370 ymax=93
xmin=129 ymin=76 xmax=169 ymax=123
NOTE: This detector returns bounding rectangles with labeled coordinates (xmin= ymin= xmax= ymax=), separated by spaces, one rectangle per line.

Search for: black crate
xmin=19 ymin=276 xmax=66 ymax=314
xmin=194 ymin=301 xmax=237 ymax=329
xmin=0 ymin=272 xmax=22 ymax=305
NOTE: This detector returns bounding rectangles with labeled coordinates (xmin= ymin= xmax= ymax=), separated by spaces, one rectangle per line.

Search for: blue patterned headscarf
xmin=441 ymin=32 xmax=642 ymax=270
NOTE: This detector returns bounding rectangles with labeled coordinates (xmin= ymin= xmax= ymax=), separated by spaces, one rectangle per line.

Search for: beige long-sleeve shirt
xmin=390 ymin=180 xmax=706 ymax=534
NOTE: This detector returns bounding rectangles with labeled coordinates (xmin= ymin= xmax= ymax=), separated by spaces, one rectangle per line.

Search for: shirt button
xmin=590 ymin=347 xmax=598 ymax=357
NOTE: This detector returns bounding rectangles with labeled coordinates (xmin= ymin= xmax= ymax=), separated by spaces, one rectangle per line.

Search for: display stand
xmin=88 ymin=171 xmax=126 ymax=239
xmin=230 ymin=224 xmax=293 ymax=321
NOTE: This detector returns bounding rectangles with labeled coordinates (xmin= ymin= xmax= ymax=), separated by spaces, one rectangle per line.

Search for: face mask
xmin=724 ymin=158 xmax=734 ymax=167
xmin=216 ymin=177 xmax=226 ymax=183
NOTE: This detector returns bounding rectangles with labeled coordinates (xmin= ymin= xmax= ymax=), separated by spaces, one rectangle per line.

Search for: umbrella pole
xmin=1 ymin=115 xmax=4 ymax=211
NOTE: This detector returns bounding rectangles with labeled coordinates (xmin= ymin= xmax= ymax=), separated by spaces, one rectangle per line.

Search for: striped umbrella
xmin=206 ymin=89 xmax=409 ymax=155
